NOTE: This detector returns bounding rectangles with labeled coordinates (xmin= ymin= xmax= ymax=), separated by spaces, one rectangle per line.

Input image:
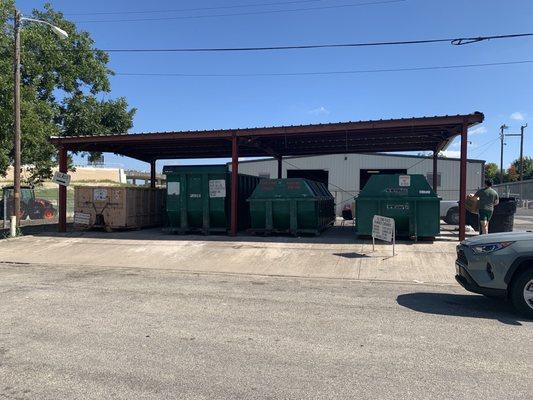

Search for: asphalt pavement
xmin=0 ymin=263 xmax=531 ymax=400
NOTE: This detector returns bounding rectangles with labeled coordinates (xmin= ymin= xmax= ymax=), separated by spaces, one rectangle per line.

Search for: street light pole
xmin=10 ymin=10 xmax=68 ymax=236
xmin=12 ymin=10 xmax=21 ymax=229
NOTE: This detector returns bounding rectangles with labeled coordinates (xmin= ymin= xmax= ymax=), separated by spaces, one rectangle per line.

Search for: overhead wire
xmin=470 ymin=136 xmax=501 ymax=157
xmin=72 ymin=0 xmax=407 ymax=23
xmin=62 ymin=0 xmax=336 ymax=16
xmin=112 ymin=60 xmax=533 ymax=78
xmin=51 ymin=33 xmax=533 ymax=54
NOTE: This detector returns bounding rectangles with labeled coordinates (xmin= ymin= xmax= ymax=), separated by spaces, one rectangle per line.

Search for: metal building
xmin=234 ymin=153 xmax=485 ymax=215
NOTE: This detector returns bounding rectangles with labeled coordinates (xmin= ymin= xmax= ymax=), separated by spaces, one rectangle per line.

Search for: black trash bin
xmin=466 ymin=197 xmax=517 ymax=233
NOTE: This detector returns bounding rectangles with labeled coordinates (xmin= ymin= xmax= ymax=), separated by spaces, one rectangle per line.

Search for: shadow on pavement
xmin=333 ymin=252 xmax=370 ymax=259
xmin=397 ymin=292 xmax=531 ymax=326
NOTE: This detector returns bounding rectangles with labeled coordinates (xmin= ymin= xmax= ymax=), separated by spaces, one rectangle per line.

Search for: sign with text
xmin=167 ymin=182 xmax=180 ymax=196
xmin=209 ymin=179 xmax=226 ymax=198
xmin=52 ymin=171 xmax=71 ymax=187
xmin=372 ymin=215 xmax=395 ymax=242
xmin=372 ymin=215 xmax=396 ymax=256
xmin=74 ymin=212 xmax=91 ymax=226
xmin=398 ymin=175 xmax=411 ymax=187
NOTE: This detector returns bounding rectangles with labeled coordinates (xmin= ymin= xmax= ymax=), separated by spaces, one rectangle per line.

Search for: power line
xmin=112 ymin=60 xmax=533 ymax=78
xmin=62 ymin=0 xmax=329 ymax=16
xmin=470 ymin=136 xmax=501 ymax=157
xmin=54 ymin=32 xmax=533 ymax=53
xmin=73 ymin=0 xmax=406 ymax=23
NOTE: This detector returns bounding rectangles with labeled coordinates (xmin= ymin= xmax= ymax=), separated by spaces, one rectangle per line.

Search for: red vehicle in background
xmin=1 ymin=186 xmax=56 ymax=221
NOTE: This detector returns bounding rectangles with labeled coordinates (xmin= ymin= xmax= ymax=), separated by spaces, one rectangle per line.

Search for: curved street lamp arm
xmin=20 ymin=17 xmax=69 ymax=38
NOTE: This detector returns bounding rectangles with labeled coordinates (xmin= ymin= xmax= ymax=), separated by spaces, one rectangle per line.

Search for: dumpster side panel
xmin=249 ymin=200 xmax=267 ymax=230
xmin=415 ymin=200 xmax=441 ymax=237
xmin=163 ymin=165 xmax=260 ymax=234
xmin=356 ymin=174 xmax=440 ymax=239
xmin=248 ymin=178 xmax=334 ymax=235
xmin=355 ymin=198 xmax=380 ymax=236
xmin=207 ymin=172 xmax=228 ymax=231
xmin=165 ymin=173 xmax=181 ymax=231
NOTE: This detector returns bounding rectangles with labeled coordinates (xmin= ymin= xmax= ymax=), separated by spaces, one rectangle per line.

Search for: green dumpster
xmin=355 ymin=174 xmax=440 ymax=240
xmin=163 ymin=165 xmax=260 ymax=234
xmin=248 ymin=178 xmax=335 ymax=236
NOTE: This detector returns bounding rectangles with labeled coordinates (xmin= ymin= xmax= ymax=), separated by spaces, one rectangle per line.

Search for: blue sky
xmin=19 ymin=0 xmax=533 ymax=172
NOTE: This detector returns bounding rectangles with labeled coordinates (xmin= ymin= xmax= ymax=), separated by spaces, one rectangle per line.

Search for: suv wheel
xmin=445 ymin=207 xmax=459 ymax=225
xmin=510 ymin=268 xmax=533 ymax=318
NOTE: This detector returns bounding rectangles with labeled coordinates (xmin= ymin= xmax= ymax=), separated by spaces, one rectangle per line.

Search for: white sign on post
xmin=52 ymin=171 xmax=71 ymax=187
xmin=372 ymin=215 xmax=396 ymax=256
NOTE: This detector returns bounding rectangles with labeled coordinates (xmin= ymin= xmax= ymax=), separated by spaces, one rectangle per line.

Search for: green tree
xmin=484 ymin=162 xmax=500 ymax=183
xmin=511 ymin=156 xmax=533 ymax=180
xmin=505 ymin=164 xmax=519 ymax=182
xmin=0 ymin=1 xmax=136 ymax=183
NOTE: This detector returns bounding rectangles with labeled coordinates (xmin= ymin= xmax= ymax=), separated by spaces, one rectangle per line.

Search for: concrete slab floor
xmin=0 ymin=226 xmax=460 ymax=285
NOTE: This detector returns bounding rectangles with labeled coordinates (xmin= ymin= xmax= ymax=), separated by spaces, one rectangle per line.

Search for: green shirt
xmin=475 ymin=187 xmax=499 ymax=211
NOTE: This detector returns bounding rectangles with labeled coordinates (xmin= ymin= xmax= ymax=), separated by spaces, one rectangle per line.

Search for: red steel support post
xmin=277 ymin=156 xmax=282 ymax=179
xmin=459 ymin=124 xmax=468 ymax=241
xmin=58 ymin=146 xmax=68 ymax=232
xmin=150 ymin=160 xmax=156 ymax=188
xmin=432 ymin=151 xmax=438 ymax=194
xmin=230 ymin=135 xmax=239 ymax=236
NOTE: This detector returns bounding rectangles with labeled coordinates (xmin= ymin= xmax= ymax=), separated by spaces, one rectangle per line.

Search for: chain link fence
xmin=493 ymin=180 xmax=533 ymax=209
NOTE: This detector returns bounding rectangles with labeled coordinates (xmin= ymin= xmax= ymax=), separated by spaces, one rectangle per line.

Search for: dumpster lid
xmin=358 ymin=174 xmax=438 ymax=198
xmin=162 ymin=164 xmax=229 ymax=175
xmin=249 ymin=178 xmax=333 ymax=199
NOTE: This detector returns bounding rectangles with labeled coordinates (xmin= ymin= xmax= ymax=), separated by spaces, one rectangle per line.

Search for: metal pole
xmin=499 ymin=125 xmax=507 ymax=184
xmin=519 ymin=124 xmax=526 ymax=181
xmin=432 ymin=151 xmax=438 ymax=194
xmin=13 ymin=10 xmax=21 ymax=229
xmin=277 ymin=156 xmax=282 ymax=179
xmin=459 ymin=124 xmax=468 ymax=241
xmin=230 ymin=135 xmax=239 ymax=236
xmin=150 ymin=160 xmax=156 ymax=188
xmin=392 ymin=229 xmax=395 ymax=257
xmin=58 ymin=146 xmax=67 ymax=232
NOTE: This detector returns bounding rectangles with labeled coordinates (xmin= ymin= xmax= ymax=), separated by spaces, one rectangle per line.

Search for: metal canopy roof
xmin=49 ymin=113 xmax=484 ymax=162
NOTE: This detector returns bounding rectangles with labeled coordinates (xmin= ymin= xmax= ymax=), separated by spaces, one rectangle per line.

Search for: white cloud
xmin=510 ymin=111 xmax=525 ymax=121
xmin=469 ymin=126 xmax=487 ymax=136
xmin=440 ymin=150 xmax=461 ymax=158
xmin=308 ymin=106 xmax=330 ymax=116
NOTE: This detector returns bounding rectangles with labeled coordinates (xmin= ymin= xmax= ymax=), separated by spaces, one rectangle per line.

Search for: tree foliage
xmin=484 ymin=158 xmax=533 ymax=184
xmin=484 ymin=162 xmax=500 ymax=183
xmin=511 ymin=156 xmax=533 ymax=180
xmin=0 ymin=1 xmax=135 ymax=183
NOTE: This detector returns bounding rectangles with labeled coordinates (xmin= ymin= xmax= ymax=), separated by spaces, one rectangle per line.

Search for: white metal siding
xmin=233 ymin=154 xmax=484 ymax=215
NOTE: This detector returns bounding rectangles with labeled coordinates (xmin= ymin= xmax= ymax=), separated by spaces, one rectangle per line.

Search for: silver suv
xmin=456 ymin=231 xmax=533 ymax=318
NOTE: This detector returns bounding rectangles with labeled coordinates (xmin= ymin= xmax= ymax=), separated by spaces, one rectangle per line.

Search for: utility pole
xmin=10 ymin=10 xmax=68 ymax=236
xmin=520 ymin=124 xmax=527 ymax=181
xmin=13 ymin=10 xmax=21 ymax=229
xmin=499 ymin=124 xmax=508 ymax=184
xmin=505 ymin=124 xmax=527 ymax=181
